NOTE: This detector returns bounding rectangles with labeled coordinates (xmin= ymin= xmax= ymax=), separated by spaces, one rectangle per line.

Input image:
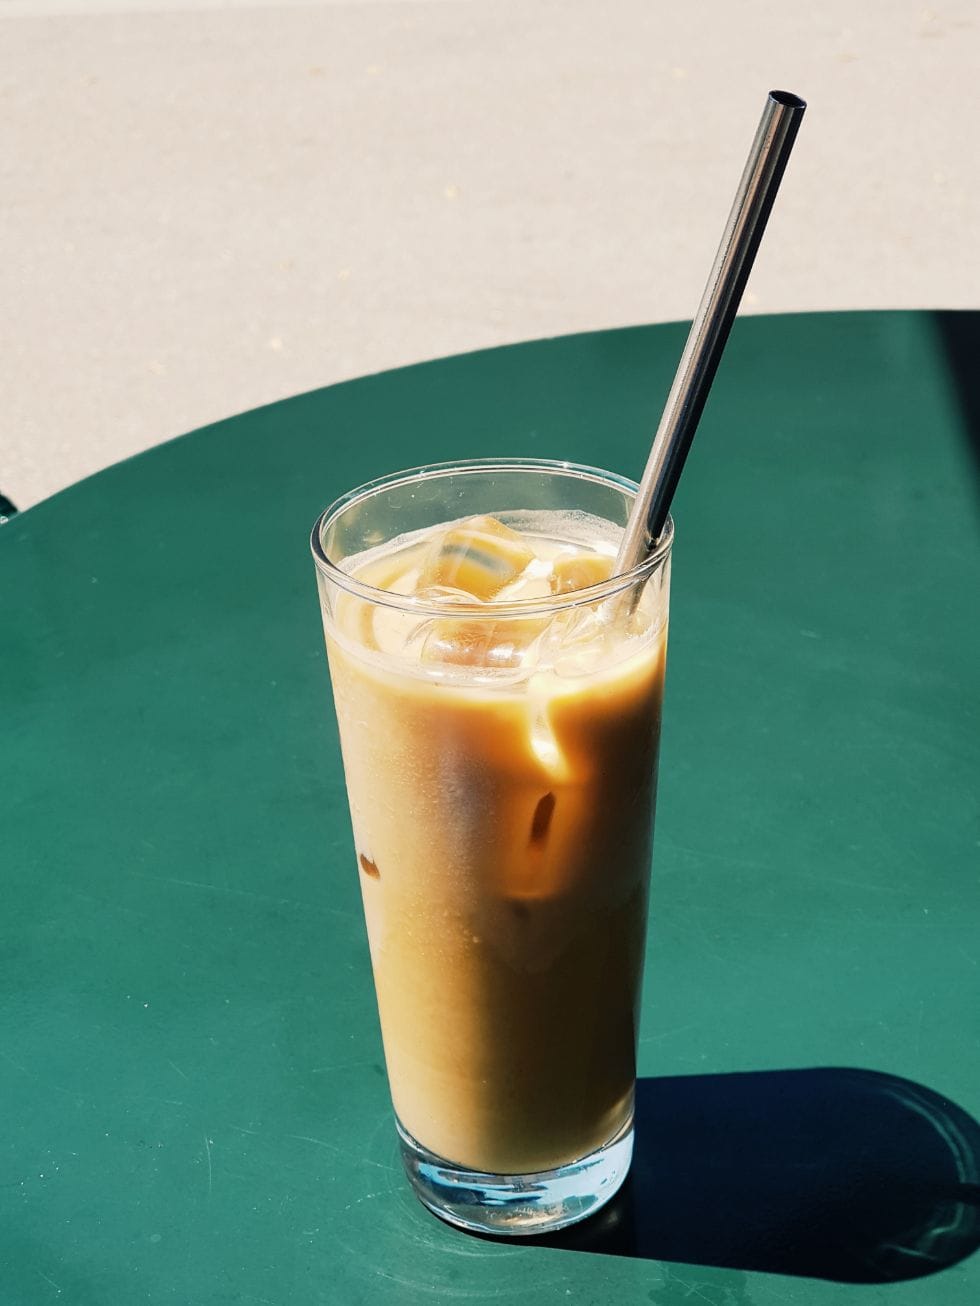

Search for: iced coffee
xmin=312 ymin=460 xmax=671 ymax=1234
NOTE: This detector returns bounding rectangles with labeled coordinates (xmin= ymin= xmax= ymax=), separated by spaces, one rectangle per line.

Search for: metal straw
xmin=615 ymin=90 xmax=807 ymax=574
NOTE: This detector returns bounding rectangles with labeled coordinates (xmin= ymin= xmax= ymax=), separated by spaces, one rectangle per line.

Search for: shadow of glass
xmin=535 ymin=1067 xmax=980 ymax=1284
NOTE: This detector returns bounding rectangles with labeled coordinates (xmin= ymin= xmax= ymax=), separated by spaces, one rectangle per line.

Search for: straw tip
xmin=769 ymin=89 xmax=807 ymax=110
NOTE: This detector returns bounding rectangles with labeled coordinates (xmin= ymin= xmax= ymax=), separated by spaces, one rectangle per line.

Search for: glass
xmin=310 ymin=458 xmax=672 ymax=1235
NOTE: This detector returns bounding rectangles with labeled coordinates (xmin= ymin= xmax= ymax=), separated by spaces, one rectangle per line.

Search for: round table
xmin=3 ymin=311 xmax=979 ymax=1305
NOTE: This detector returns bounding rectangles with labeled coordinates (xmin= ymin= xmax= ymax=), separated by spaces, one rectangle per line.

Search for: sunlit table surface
xmin=3 ymin=310 xmax=978 ymax=1305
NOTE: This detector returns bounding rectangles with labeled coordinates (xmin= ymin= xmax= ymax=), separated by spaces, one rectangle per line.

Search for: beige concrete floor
xmin=2 ymin=0 xmax=977 ymax=509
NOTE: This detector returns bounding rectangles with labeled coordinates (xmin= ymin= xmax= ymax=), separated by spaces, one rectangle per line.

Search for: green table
xmin=3 ymin=311 xmax=978 ymax=1305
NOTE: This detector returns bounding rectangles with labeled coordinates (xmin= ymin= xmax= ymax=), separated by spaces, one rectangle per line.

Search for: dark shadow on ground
xmin=933 ymin=309 xmax=980 ymax=489
xmin=534 ymin=1067 xmax=980 ymax=1285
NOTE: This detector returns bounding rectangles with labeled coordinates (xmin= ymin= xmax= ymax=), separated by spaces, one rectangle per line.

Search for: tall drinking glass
xmin=311 ymin=458 xmax=672 ymax=1235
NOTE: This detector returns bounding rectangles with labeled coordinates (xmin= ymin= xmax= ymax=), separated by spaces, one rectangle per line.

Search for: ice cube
xmin=550 ymin=552 xmax=614 ymax=595
xmin=417 ymin=516 xmax=535 ymax=600
xmin=420 ymin=617 xmax=546 ymax=669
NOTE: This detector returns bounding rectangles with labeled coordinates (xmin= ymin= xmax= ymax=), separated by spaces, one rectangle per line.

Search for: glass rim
xmin=309 ymin=457 xmax=674 ymax=619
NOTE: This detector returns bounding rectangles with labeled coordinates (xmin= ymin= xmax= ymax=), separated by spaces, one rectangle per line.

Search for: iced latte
xmin=312 ymin=460 xmax=671 ymax=1234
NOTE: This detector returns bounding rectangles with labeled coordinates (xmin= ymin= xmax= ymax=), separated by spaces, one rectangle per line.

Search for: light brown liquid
xmin=323 ymin=516 xmax=667 ymax=1174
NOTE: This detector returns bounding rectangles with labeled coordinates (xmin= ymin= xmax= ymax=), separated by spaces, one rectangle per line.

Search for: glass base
xmin=396 ymin=1114 xmax=634 ymax=1237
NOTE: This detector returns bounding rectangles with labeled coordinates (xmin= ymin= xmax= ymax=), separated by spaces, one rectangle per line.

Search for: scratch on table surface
xmin=203 ymin=1133 xmax=213 ymax=1194
xmin=167 ymin=1060 xmax=189 ymax=1081
xmin=310 ymin=1059 xmax=378 ymax=1074
xmin=735 ymin=905 xmax=975 ymax=932
xmin=127 ymin=868 xmax=328 ymax=913
xmin=790 ymin=866 xmax=913 ymax=895
xmin=666 ymin=841 xmax=780 ymax=877
xmin=669 ymin=842 xmax=914 ymax=899
xmin=372 ymin=1267 xmax=514 ymax=1299
xmin=287 ymin=1133 xmax=343 ymax=1154
xmin=229 ymin=1124 xmax=260 ymax=1136
xmin=37 ymin=1272 xmax=62 ymax=1295
xmin=662 ymin=1273 xmax=720 ymax=1305
xmin=287 ymin=1133 xmax=394 ymax=1172
xmin=344 ymin=1189 xmax=386 ymax=1211
xmin=127 ymin=867 xmax=310 ymax=908
xmin=638 ymin=1022 xmax=698 ymax=1048
xmin=2 ymin=1052 xmax=188 ymax=1113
